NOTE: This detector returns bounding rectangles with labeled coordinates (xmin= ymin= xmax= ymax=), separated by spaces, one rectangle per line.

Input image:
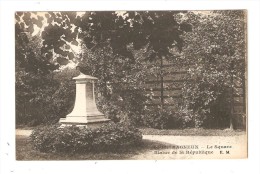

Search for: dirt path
xmin=16 ymin=129 xmax=32 ymax=136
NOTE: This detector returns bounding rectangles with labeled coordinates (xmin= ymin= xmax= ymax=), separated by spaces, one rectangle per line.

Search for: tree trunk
xmin=160 ymin=56 xmax=164 ymax=107
xmin=229 ymin=73 xmax=234 ymax=130
xmin=242 ymin=56 xmax=246 ymax=128
xmin=229 ymin=108 xmax=234 ymax=130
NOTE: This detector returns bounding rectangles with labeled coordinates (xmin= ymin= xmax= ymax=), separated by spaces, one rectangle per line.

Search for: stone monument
xmin=59 ymin=66 xmax=110 ymax=128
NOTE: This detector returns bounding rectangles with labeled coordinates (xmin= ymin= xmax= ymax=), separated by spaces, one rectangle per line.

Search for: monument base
xmin=58 ymin=71 xmax=110 ymax=129
xmin=59 ymin=116 xmax=110 ymax=129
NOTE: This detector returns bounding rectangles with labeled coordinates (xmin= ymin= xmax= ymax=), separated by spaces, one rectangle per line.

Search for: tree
xmin=16 ymin=11 xmax=192 ymax=82
xmin=16 ymin=12 xmax=93 ymax=69
xmin=179 ymin=11 xmax=246 ymax=129
xmin=41 ymin=12 xmax=89 ymax=62
xmin=77 ymin=11 xmax=192 ymax=125
xmin=15 ymin=11 xmax=192 ymax=127
xmin=15 ymin=12 xmax=58 ymax=74
xmin=15 ymin=12 xmax=80 ymax=125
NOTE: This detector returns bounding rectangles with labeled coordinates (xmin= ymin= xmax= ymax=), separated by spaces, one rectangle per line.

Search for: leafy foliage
xmin=16 ymin=71 xmax=59 ymax=126
xmin=41 ymin=12 xmax=88 ymax=60
xmin=177 ymin=11 xmax=246 ymax=128
xmin=15 ymin=12 xmax=58 ymax=74
xmin=142 ymin=106 xmax=183 ymax=129
xmin=30 ymin=122 xmax=142 ymax=153
xmin=85 ymin=11 xmax=191 ymax=58
xmin=78 ymin=11 xmax=192 ymax=125
xmin=80 ymin=45 xmax=150 ymax=124
xmin=15 ymin=11 xmax=246 ymax=129
xmin=16 ymin=68 xmax=78 ymax=126
xmin=15 ymin=12 xmax=65 ymax=126
xmin=50 ymin=68 xmax=79 ymax=119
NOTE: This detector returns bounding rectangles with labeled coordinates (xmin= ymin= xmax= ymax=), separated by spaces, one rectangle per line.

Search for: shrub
xmin=16 ymin=68 xmax=78 ymax=126
xmin=96 ymin=90 xmax=146 ymax=126
xmin=142 ymin=106 xmax=183 ymax=129
xmin=181 ymin=83 xmax=234 ymax=128
xmin=30 ymin=122 xmax=142 ymax=153
xmin=50 ymin=68 xmax=78 ymax=120
xmin=16 ymin=72 xmax=60 ymax=126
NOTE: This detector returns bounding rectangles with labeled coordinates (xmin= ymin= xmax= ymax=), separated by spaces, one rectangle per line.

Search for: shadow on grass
xmin=16 ymin=136 xmax=175 ymax=160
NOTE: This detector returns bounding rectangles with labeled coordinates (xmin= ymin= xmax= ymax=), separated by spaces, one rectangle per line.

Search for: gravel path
xmin=16 ymin=129 xmax=32 ymax=136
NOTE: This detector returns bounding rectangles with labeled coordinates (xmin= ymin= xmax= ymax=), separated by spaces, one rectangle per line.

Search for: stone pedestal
xmin=59 ymin=73 xmax=110 ymax=128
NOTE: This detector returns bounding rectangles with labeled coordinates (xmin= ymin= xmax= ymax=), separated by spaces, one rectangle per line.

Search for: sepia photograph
xmin=15 ymin=10 xmax=248 ymax=160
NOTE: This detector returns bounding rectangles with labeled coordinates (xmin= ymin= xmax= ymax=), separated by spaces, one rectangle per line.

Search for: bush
xmin=30 ymin=122 xmax=142 ymax=153
xmin=16 ymin=72 xmax=60 ymax=126
xmin=16 ymin=68 xmax=78 ymax=126
xmin=181 ymin=83 xmax=234 ymax=128
xmin=96 ymin=90 xmax=146 ymax=126
xmin=50 ymin=68 xmax=78 ymax=120
xmin=142 ymin=106 xmax=183 ymax=129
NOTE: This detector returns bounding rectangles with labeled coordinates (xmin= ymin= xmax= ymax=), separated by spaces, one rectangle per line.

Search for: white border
xmin=1 ymin=1 xmax=259 ymax=174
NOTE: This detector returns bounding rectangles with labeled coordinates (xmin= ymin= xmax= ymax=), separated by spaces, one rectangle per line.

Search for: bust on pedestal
xmin=59 ymin=66 xmax=110 ymax=128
